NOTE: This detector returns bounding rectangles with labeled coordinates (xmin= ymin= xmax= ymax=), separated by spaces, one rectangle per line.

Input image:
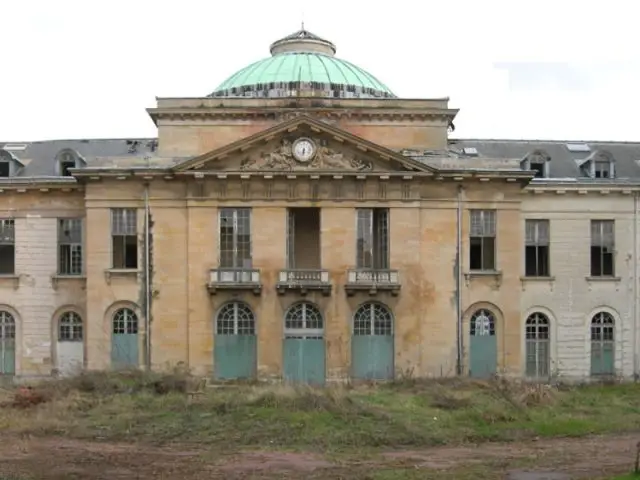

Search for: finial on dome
xmin=269 ymin=27 xmax=336 ymax=57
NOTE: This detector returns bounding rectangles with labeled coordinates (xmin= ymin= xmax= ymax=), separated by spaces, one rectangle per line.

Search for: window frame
xmin=0 ymin=219 xmax=15 ymax=275
xmin=469 ymin=210 xmax=497 ymax=272
xmin=57 ymin=218 xmax=84 ymax=276
xmin=590 ymin=220 xmax=615 ymax=277
xmin=355 ymin=208 xmax=390 ymax=270
xmin=524 ymin=219 xmax=550 ymax=277
xmin=218 ymin=208 xmax=253 ymax=269
xmin=110 ymin=208 xmax=138 ymax=270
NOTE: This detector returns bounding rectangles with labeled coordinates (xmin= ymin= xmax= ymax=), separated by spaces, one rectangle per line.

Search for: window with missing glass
xmin=58 ymin=218 xmax=83 ymax=275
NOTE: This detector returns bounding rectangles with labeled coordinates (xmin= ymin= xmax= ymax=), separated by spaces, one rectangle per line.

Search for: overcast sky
xmin=1 ymin=0 xmax=638 ymax=142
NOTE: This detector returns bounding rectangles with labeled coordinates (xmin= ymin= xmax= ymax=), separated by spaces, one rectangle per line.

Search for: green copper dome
xmin=209 ymin=28 xmax=396 ymax=99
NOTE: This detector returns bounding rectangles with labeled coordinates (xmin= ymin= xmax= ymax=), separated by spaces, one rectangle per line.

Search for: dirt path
xmin=0 ymin=433 xmax=638 ymax=479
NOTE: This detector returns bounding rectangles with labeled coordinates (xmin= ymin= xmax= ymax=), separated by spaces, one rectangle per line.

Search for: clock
xmin=292 ymin=137 xmax=316 ymax=163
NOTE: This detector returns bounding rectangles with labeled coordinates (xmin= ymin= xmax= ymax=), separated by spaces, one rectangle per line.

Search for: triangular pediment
xmin=171 ymin=115 xmax=434 ymax=173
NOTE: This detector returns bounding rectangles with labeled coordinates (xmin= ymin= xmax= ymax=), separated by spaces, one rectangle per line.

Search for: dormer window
xmin=0 ymin=149 xmax=23 ymax=177
xmin=521 ymin=150 xmax=551 ymax=178
xmin=577 ymin=150 xmax=615 ymax=179
xmin=56 ymin=150 xmax=84 ymax=176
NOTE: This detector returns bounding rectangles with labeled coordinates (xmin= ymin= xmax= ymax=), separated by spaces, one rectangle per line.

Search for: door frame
xmin=463 ymin=302 xmax=503 ymax=376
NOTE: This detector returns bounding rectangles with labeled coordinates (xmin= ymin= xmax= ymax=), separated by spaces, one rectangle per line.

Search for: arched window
xmin=284 ymin=302 xmax=323 ymax=339
xmin=353 ymin=302 xmax=393 ymax=336
xmin=591 ymin=312 xmax=615 ymax=376
xmin=470 ymin=309 xmax=495 ymax=337
xmin=0 ymin=311 xmax=15 ymax=340
xmin=113 ymin=308 xmax=138 ymax=335
xmin=216 ymin=302 xmax=255 ymax=335
xmin=525 ymin=313 xmax=550 ymax=377
xmin=59 ymin=312 xmax=83 ymax=341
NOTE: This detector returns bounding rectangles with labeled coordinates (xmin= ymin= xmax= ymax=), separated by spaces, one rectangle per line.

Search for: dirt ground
xmin=0 ymin=433 xmax=638 ymax=479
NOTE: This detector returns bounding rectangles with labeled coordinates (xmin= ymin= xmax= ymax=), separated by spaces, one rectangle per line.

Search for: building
xmin=0 ymin=28 xmax=638 ymax=383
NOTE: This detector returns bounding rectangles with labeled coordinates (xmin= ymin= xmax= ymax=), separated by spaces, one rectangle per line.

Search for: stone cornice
xmin=146 ymin=107 xmax=457 ymax=124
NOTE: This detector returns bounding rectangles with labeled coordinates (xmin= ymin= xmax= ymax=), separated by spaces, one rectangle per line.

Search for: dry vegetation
xmin=1 ymin=371 xmax=640 ymax=479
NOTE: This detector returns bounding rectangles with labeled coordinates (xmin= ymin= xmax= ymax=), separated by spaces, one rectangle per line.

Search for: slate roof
xmin=2 ymin=136 xmax=640 ymax=181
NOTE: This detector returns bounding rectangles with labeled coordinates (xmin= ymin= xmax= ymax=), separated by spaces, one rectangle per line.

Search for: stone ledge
xmin=0 ymin=274 xmax=20 ymax=289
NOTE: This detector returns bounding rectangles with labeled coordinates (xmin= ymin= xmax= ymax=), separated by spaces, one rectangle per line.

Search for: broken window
xmin=469 ymin=210 xmax=496 ymax=271
xmin=530 ymin=162 xmax=546 ymax=178
xmin=56 ymin=151 xmax=77 ymax=176
xmin=58 ymin=218 xmax=83 ymax=275
xmin=219 ymin=208 xmax=252 ymax=268
xmin=356 ymin=208 xmax=389 ymax=269
xmin=590 ymin=220 xmax=614 ymax=276
xmin=525 ymin=219 xmax=550 ymax=277
xmin=286 ymin=208 xmax=320 ymax=269
xmin=0 ymin=219 xmax=15 ymax=274
xmin=111 ymin=209 xmax=138 ymax=269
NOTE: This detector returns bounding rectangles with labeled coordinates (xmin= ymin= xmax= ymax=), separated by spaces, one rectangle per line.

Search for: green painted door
xmin=214 ymin=302 xmax=257 ymax=380
xmin=111 ymin=308 xmax=139 ymax=369
xmin=215 ymin=336 xmax=257 ymax=379
xmin=0 ymin=311 xmax=16 ymax=376
xmin=352 ymin=302 xmax=394 ymax=380
xmin=283 ymin=337 xmax=325 ymax=385
xmin=591 ymin=341 xmax=614 ymax=376
xmin=469 ymin=309 xmax=497 ymax=379
xmin=283 ymin=302 xmax=325 ymax=385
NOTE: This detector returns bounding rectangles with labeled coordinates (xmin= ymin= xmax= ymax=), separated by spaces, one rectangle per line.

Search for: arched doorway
xmin=57 ymin=311 xmax=84 ymax=376
xmin=469 ymin=308 xmax=497 ymax=378
xmin=0 ymin=311 xmax=15 ymax=376
xmin=590 ymin=311 xmax=615 ymax=376
xmin=214 ymin=301 xmax=257 ymax=380
xmin=111 ymin=308 xmax=139 ymax=369
xmin=283 ymin=302 xmax=325 ymax=385
xmin=351 ymin=302 xmax=394 ymax=380
xmin=525 ymin=312 xmax=550 ymax=378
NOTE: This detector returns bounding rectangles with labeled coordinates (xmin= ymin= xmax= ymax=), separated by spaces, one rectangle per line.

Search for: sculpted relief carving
xmin=240 ymin=138 xmax=373 ymax=171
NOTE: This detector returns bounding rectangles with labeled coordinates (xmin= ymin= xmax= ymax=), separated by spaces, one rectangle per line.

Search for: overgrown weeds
xmin=1 ymin=372 xmax=640 ymax=451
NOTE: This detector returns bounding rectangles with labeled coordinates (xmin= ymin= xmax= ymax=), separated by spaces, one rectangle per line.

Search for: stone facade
xmin=1 ymin=29 xmax=639 ymax=382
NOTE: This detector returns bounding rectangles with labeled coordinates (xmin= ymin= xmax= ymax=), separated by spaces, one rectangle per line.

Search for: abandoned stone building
xmin=0 ymin=28 xmax=638 ymax=383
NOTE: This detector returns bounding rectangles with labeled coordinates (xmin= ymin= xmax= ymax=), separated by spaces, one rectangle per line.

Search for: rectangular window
xmin=58 ymin=218 xmax=83 ymax=275
xmin=530 ymin=162 xmax=545 ymax=178
xmin=219 ymin=208 xmax=252 ymax=268
xmin=594 ymin=161 xmax=611 ymax=179
xmin=111 ymin=208 xmax=138 ymax=269
xmin=591 ymin=220 xmax=614 ymax=276
xmin=0 ymin=219 xmax=15 ymax=274
xmin=469 ymin=210 xmax=496 ymax=271
xmin=356 ymin=208 xmax=389 ymax=269
xmin=525 ymin=219 xmax=550 ymax=277
xmin=0 ymin=162 xmax=10 ymax=177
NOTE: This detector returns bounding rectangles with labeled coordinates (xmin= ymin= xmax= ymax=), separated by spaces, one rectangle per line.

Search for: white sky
xmin=1 ymin=0 xmax=638 ymax=142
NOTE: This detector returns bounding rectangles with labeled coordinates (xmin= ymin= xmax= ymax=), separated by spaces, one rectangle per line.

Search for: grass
xmin=1 ymin=371 xmax=640 ymax=453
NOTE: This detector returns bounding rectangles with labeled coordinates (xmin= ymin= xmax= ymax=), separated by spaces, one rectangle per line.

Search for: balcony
xmin=207 ymin=268 xmax=262 ymax=295
xmin=276 ymin=269 xmax=331 ymax=296
xmin=345 ymin=269 xmax=401 ymax=296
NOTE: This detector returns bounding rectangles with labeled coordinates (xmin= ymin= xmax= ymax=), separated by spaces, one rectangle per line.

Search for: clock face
xmin=292 ymin=138 xmax=316 ymax=163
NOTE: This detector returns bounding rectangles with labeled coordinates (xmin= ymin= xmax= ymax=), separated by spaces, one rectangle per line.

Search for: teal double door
xmin=283 ymin=302 xmax=326 ymax=385
xmin=111 ymin=308 xmax=139 ymax=369
xmin=214 ymin=302 xmax=257 ymax=380
xmin=351 ymin=303 xmax=395 ymax=380
xmin=469 ymin=309 xmax=497 ymax=379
